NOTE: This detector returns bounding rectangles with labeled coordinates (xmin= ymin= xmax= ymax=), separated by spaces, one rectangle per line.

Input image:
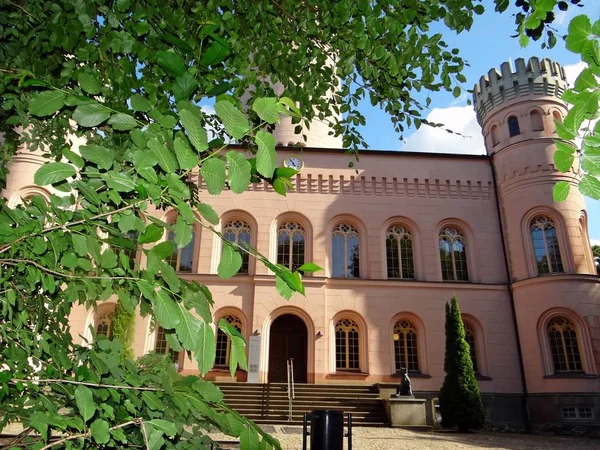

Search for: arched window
xmin=464 ymin=322 xmax=478 ymax=373
xmin=166 ymin=224 xmax=196 ymax=273
xmin=547 ymin=317 xmax=583 ymax=373
xmin=386 ymin=225 xmax=415 ymax=279
xmin=335 ymin=318 xmax=360 ymax=370
xmin=332 ymin=223 xmax=360 ymax=278
xmin=223 ymin=220 xmax=252 ymax=274
xmin=530 ymin=110 xmax=544 ymax=131
xmin=553 ymin=111 xmax=562 ymax=124
xmin=507 ymin=115 xmax=520 ymax=137
xmin=530 ymin=216 xmax=563 ymax=274
xmin=439 ymin=227 xmax=469 ymax=281
xmin=111 ymin=231 xmax=139 ymax=270
xmin=491 ymin=124 xmax=499 ymax=146
xmin=277 ymin=221 xmax=305 ymax=271
xmin=393 ymin=319 xmax=419 ymax=372
xmin=155 ymin=326 xmax=182 ymax=369
xmin=215 ymin=315 xmax=243 ymax=367
xmin=96 ymin=313 xmax=113 ymax=337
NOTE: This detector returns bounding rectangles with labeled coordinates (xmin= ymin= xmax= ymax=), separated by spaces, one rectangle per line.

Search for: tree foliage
xmin=110 ymin=300 xmax=136 ymax=362
xmin=0 ymin=0 xmax=588 ymax=448
xmin=439 ymin=295 xmax=486 ymax=432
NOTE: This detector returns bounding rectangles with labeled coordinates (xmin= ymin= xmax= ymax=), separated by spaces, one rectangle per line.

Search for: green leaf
xmin=240 ymin=425 xmax=260 ymax=450
xmin=157 ymin=50 xmax=186 ymax=77
xmin=34 ymin=162 xmax=75 ymax=185
xmin=152 ymin=290 xmax=181 ymax=329
xmin=197 ymin=202 xmax=219 ymax=225
xmin=575 ymin=68 xmax=598 ymax=91
xmin=200 ymin=40 xmax=230 ymax=67
xmin=252 ymin=98 xmax=279 ymax=124
xmin=226 ymin=151 xmax=251 ymax=193
xmin=579 ymin=174 xmax=600 ymax=200
xmin=138 ymin=223 xmax=164 ymax=245
xmin=29 ymin=90 xmax=66 ymax=117
xmin=174 ymin=216 xmax=193 ymax=248
xmin=555 ymin=119 xmax=577 ymax=141
xmin=278 ymin=97 xmax=301 ymax=118
xmin=173 ymin=135 xmax=199 ymax=170
xmin=131 ymin=94 xmax=151 ymax=112
xmin=103 ymin=171 xmax=136 ymax=192
xmin=90 ymin=419 xmax=110 ymax=445
xmin=179 ymin=104 xmax=208 ymax=152
xmin=148 ymin=137 xmax=178 ymax=173
xmin=101 ymin=248 xmax=118 ymax=268
xmin=136 ymin=280 xmax=156 ymax=301
xmin=566 ymin=14 xmax=592 ymax=53
xmin=215 ymin=101 xmax=250 ymax=139
xmin=255 ymin=130 xmax=277 ymax=178
xmin=201 ymin=158 xmax=226 ymax=195
xmin=553 ymin=181 xmax=570 ymax=202
xmin=142 ymin=391 xmax=163 ymax=411
xmin=554 ymin=142 xmax=576 ymax=172
xmin=108 ymin=113 xmax=138 ymax=130
xmin=173 ymin=72 xmax=198 ymax=102
xmin=80 ymin=144 xmax=114 ymax=170
xmin=73 ymin=103 xmax=111 ymax=127
xmin=196 ymin=322 xmax=216 ymax=376
xmin=297 ymin=262 xmax=323 ymax=273
xmin=276 ymin=275 xmax=294 ymax=300
xmin=175 ymin=304 xmax=200 ymax=350
xmin=147 ymin=420 xmax=177 ymax=437
xmin=78 ymin=71 xmax=101 ymax=95
xmin=218 ymin=244 xmax=242 ymax=279
xmin=74 ymin=385 xmax=96 ymax=422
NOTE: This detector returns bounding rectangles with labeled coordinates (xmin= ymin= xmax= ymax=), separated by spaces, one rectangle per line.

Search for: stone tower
xmin=474 ymin=57 xmax=600 ymax=427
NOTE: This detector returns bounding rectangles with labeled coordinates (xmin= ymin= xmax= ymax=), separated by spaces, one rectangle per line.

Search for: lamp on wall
xmin=316 ymin=331 xmax=323 ymax=338
xmin=253 ymin=329 xmax=261 ymax=336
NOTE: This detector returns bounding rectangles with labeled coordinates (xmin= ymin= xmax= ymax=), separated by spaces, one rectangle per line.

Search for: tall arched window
xmin=223 ymin=220 xmax=252 ymax=274
xmin=155 ymin=326 xmax=182 ymax=368
xmin=530 ymin=110 xmax=544 ymax=131
xmin=386 ymin=225 xmax=415 ymax=279
xmin=464 ymin=322 xmax=478 ymax=373
xmin=393 ymin=319 xmax=419 ymax=372
xmin=547 ymin=317 xmax=583 ymax=372
xmin=277 ymin=221 xmax=305 ymax=271
xmin=439 ymin=227 xmax=469 ymax=281
xmin=96 ymin=313 xmax=113 ymax=337
xmin=507 ymin=115 xmax=520 ymax=137
xmin=215 ymin=315 xmax=243 ymax=367
xmin=335 ymin=318 xmax=360 ymax=370
xmin=530 ymin=216 xmax=563 ymax=274
xmin=332 ymin=223 xmax=360 ymax=278
xmin=166 ymin=225 xmax=196 ymax=272
xmin=491 ymin=124 xmax=499 ymax=146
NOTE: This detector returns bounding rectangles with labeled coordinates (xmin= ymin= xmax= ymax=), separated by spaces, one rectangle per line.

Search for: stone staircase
xmin=215 ymin=382 xmax=389 ymax=426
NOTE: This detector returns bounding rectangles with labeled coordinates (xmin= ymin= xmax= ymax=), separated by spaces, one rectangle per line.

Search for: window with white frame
xmin=439 ymin=227 xmax=469 ymax=281
xmin=386 ymin=225 xmax=415 ymax=279
xmin=393 ymin=319 xmax=419 ymax=372
xmin=223 ymin=219 xmax=251 ymax=274
xmin=95 ymin=313 xmax=113 ymax=337
xmin=215 ymin=315 xmax=243 ymax=367
xmin=561 ymin=407 xmax=593 ymax=420
xmin=332 ymin=223 xmax=359 ymax=278
xmin=530 ymin=216 xmax=563 ymax=275
xmin=154 ymin=326 xmax=182 ymax=369
xmin=277 ymin=221 xmax=305 ymax=271
xmin=335 ymin=318 xmax=360 ymax=370
xmin=547 ymin=317 xmax=583 ymax=373
xmin=166 ymin=224 xmax=196 ymax=272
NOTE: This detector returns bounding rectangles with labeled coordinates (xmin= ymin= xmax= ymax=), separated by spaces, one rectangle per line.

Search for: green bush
xmin=110 ymin=300 xmax=136 ymax=362
xmin=439 ymin=295 xmax=486 ymax=432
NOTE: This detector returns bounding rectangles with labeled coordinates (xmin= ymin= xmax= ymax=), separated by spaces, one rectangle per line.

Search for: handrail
xmin=287 ymin=358 xmax=295 ymax=421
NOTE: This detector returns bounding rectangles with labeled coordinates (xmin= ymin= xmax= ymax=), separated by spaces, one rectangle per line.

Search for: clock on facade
xmin=283 ymin=156 xmax=304 ymax=171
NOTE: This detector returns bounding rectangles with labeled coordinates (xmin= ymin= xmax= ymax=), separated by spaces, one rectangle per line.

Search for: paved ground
xmin=210 ymin=425 xmax=600 ymax=450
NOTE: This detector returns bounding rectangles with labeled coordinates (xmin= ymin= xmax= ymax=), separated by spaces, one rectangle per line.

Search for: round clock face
xmin=284 ymin=156 xmax=304 ymax=171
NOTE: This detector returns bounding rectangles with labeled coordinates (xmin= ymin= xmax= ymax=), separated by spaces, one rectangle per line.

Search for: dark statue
xmin=393 ymin=367 xmax=413 ymax=397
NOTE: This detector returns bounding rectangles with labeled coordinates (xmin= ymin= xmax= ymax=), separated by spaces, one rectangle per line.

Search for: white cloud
xmin=399 ymin=105 xmax=485 ymax=155
xmin=563 ymin=61 xmax=587 ymax=88
xmin=590 ymin=238 xmax=600 ymax=247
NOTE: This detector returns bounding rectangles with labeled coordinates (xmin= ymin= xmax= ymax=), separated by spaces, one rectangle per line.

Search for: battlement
xmin=473 ymin=57 xmax=568 ymax=125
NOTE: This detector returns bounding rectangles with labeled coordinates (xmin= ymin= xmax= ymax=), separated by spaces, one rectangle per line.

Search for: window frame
xmin=529 ymin=216 xmax=564 ymax=275
xmin=164 ymin=212 xmax=198 ymax=273
xmin=335 ymin=318 xmax=361 ymax=371
xmin=546 ymin=316 xmax=583 ymax=373
xmin=438 ymin=226 xmax=470 ymax=282
xmin=507 ymin=115 xmax=520 ymax=137
xmin=393 ymin=319 xmax=420 ymax=373
xmin=276 ymin=221 xmax=306 ymax=272
xmin=385 ymin=225 xmax=415 ymax=280
xmin=222 ymin=219 xmax=253 ymax=275
xmin=154 ymin=325 xmax=184 ymax=370
xmin=331 ymin=222 xmax=361 ymax=278
xmin=214 ymin=314 xmax=243 ymax=368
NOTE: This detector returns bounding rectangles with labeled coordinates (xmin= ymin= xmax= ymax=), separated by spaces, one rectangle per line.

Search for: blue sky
xmin=355 ymin=2 xmax=600 ymax=243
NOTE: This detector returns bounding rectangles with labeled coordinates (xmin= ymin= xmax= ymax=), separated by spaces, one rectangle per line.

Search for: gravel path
xmin=209 ymin=426 xmax=600 ymax=450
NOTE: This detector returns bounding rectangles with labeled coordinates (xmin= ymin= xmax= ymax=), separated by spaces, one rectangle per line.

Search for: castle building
xmin=4 ymin=57 xmax=600 ymax=430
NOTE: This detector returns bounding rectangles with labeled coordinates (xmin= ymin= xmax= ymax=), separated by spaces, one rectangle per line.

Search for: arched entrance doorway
xmin=268 ymin=314 xmax=307 ymax=383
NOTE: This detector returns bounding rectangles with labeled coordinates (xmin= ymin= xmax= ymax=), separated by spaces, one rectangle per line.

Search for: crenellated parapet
xmin=473 ymin=57 xmax=568 ymax=126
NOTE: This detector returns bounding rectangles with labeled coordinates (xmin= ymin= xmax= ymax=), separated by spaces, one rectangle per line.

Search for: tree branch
xmin=9 ymin=379 xmax=162 ymax=392
xmin=38 ymin=419 xmax=140 ymax=450
xmin=0 ymin=259 xmax=139 ymax=281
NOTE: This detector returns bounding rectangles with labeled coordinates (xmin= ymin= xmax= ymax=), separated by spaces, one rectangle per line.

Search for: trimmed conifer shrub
xmin=439 ymin=294 xmax=486 ymax=432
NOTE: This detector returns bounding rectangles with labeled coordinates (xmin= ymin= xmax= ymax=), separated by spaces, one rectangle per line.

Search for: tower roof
xmin=472 ymin=57 xmax=568 ymax=125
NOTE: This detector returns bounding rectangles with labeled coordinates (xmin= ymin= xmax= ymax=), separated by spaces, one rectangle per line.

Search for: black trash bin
xmin=309 ymin=410 xmax=344 ymax=450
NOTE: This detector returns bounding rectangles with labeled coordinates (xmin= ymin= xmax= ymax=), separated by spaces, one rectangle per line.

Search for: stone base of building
xmin=383 ymin=397 xmax=429 ymax=429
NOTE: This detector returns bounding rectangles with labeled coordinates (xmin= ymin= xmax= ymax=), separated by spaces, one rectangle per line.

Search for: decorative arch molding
xmin=330 ymin=309 xmax=368 ymax=374
xmin=260 ymin=306 xmax=316 ymax=384
xmin=388 ymin=312 xmax=429 ymax=375
xmin=381 ymin=216 xmax=422 ymax=280
xmin=461 ymin=313 xmax=490 ymax=377
xmin=268 ymin=211 xmax=313 ymax=273
xmin=9 ymin=185 xmax=51 ymax=207
xmin=521 ymin=206 xmax=574 ymax=277
xmin=211 ymin=209 xmax=258 ymax=275
xmin=435 ymin=218 xmax=479 ymax=283
xmin=537 ymin=307 xmax=597 ymax=376
xmin=486 ymin=121 xmax=501 ymax=148
xmin=326 ymin=213 xmax=368 ymax=278
xmin=578 ymin=210 xmax=596 ymax=274
xmin=82 ymin=301 xmax=117 ymax=345
xmin=213 ymin=306 xmax=248 ymax=337
xmin=526 ymin=106 xmax=546 ymax=132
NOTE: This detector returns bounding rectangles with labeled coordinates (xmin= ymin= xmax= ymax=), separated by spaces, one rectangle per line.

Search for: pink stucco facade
xmin=3 ymin=57 xmax=600 ymax=429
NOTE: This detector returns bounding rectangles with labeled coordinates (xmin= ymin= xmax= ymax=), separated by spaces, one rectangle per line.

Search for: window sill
xmin=391 ymin=371 xmax=431 ymax=379
xmin=543 ymin=373 xmax=597 ymax=379
xmin=327 ymin=371 xmax=369 ymax=381
xmin=475 ymin=374 xmax=492 ymax=381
